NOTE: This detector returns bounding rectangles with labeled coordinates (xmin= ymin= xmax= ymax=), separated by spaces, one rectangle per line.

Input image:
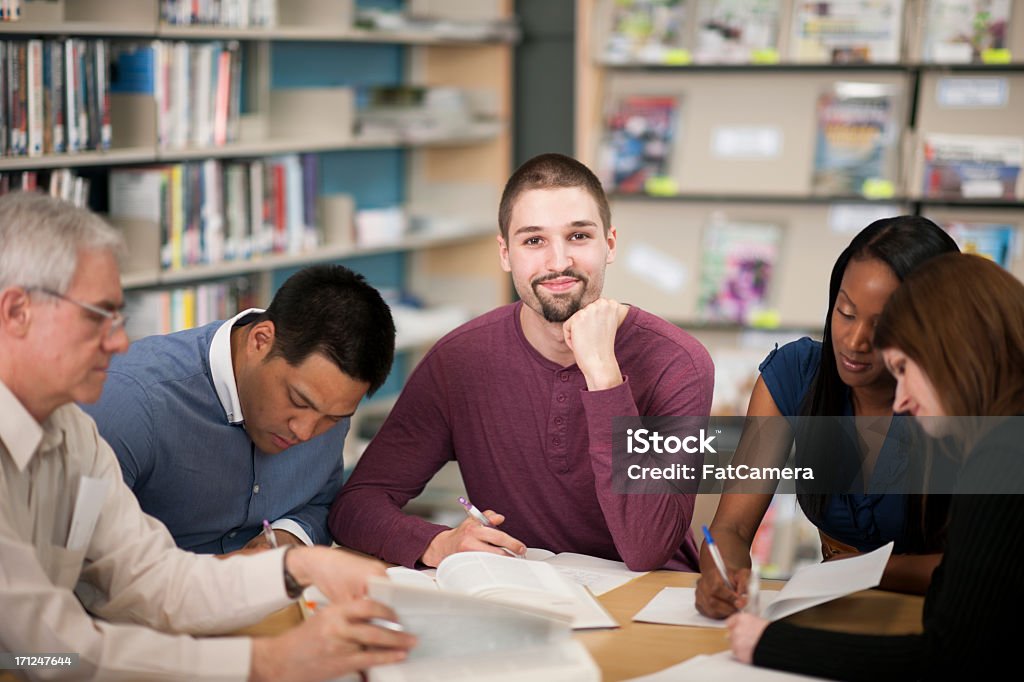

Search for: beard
xmin=531 ymin=269 xmax=589 ymax=323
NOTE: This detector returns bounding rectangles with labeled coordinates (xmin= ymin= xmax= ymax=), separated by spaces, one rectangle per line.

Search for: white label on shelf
xmin=961 ymin=179 xmax=1006 ymax=198
xmin=711 ymin=126 xmax=782 ymax=159
xmin=936 ymin=78 xmax=1009 ymax=108
xmin=828 ymin=203 xmax=901 ymax=234
xmin=625 ymin=243 xmax=687 ymax=293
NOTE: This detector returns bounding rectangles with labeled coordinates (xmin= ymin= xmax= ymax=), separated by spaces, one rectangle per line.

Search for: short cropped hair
xmin=0 ymin=192 xmax=124 ymax=293
xmin=261 ymin=265 xmax=395 ymax=395
xmin=497 ymin=153 xmax=611 ymax=240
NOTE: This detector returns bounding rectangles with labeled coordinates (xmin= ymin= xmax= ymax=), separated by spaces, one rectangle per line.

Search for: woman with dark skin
xmin=696 ymin=217 xmax=958 ymax=619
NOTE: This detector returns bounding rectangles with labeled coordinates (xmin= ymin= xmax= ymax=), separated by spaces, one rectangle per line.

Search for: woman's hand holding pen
xmin=420 ymin=509 xmax=526 ymax=567
xmin=694 ymin=529 xmax=752 ymax=619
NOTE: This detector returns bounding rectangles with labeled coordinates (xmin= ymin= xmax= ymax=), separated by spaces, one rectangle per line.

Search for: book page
xmin=436 ymin=552 xmax=619 ymax=629
xmin=541 ymin=552 xmax=649 ymax=596
xmin=368 ymin=640 xmax=599 ymax=682
xmin=367 ymin=577 xmax=572 ymax=660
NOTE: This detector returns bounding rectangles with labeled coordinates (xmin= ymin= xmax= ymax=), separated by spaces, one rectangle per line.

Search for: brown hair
xmin=497 ymin=153 xmax=611 ymax=240
xmin=876 ymin=253 xmax=1024 ymax=417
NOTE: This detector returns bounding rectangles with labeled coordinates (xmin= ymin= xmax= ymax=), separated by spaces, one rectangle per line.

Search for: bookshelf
xmin=577 ymin=0 xmax=1024 ymax=416
xmin=0 ymin=0 xmax=515 ymax=348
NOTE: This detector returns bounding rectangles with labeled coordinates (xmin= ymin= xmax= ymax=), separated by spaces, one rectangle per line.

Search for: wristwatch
xmin=282 ymin=546 xmax=305 ymax=599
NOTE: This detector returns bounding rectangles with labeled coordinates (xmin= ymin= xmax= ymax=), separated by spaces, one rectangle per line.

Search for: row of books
xmin=124 ymin=277 xmax=256 ymax=339
xmin=0 ymin=168 xmax=90 ymax=207
xmin=160 ymin=0 xmax=277 ymax=27
xmin=599 ymin=87 xmax=1023 ymax=200
xmin=1 ymin=39 xmax=111 ymax=157
xmin=696 ymin=216 xmax=1016 ymax=327
xmin=603 ymin=0 xmax=1013 ymax=65
xmin=109 ymin=153 xmax=319 ymax=271
xmin=110 ymin=41 xmax=242 ymax=151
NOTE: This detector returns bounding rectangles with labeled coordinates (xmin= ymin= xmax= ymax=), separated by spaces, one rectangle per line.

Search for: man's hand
xmin=244 ymin=529 xmax=305 ymax=551
xmin=286 ymin=547 xmax=389 ymax=604
xmin=249 ymin=599 xmax=416 ymax=682
xmin=726 ymin=613 xmax=769 ymax=665
xmin=562 ymin=299 xmax=628 ymax=391
xmin=420 ymin=510 xmax=526 ymax=568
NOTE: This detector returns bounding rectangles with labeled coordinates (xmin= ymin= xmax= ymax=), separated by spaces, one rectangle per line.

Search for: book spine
xmin=64 ymin=39 xmax=78 ymax=153
xmin=26 ymin=39 xmax=42 ymax=156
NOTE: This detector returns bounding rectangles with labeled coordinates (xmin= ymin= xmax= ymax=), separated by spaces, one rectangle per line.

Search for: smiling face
xmin=30 ymin=249 xmax=129 ymax=412
xmin=234 ymin=324 xmax=370 ymax=454
xmin=830 ymin=257 xmax=901 ymax=393
xmin=883 ymin=347 xmax=948 ymax=436
xmin=497 ymin=187 xmax=616 ymax=324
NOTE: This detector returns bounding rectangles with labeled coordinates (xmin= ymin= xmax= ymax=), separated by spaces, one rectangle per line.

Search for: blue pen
xmin=702 ymin=525 xmax=735 ymax=591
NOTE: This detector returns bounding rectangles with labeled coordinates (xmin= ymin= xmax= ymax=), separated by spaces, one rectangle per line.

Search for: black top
xmin=754 ymin=421 xmax=1024 ymax=680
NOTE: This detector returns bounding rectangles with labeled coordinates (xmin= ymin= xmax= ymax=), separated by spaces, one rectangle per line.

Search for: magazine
xmin=694 ymin=0 xmax=781 ymax=64
xmin=944 ymin=221 xmax=1016 ymax=268
xmin=789 ymin=0 xmax=904 ymax=64
xmin=602 ymin=0 xmax=689 ymax=64
xmin=922 ymin=0 xmax=1012 ymax=63
xmin=922 ymin=133 xmax=1024 ymax=199
xmin=599 ymin=94 xmax=679 ymax=194
xmin=811 ymin=82 xmax=900 ymax=196
xmin=698 ymin=220 xmax=782 ymax=325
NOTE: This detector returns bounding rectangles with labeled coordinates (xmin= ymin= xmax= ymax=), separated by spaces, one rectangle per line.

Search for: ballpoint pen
xmin=457 ymin=496 xmax=520 ymax=558
xmin=701 ymin=525 xmax=735 ymax=592
xmin=262 ymin=519 xmax=279 ymax=549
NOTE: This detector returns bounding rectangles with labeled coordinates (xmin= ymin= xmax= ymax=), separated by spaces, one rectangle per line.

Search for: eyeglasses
xmin=29 ymin=287 xmax=128 ymax=338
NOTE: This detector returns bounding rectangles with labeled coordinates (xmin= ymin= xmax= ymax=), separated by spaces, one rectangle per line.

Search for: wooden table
xmin=575 ymin=572 xmax=923 ymax=681
xmin=234 ymin=570 xmax=924 ymax=681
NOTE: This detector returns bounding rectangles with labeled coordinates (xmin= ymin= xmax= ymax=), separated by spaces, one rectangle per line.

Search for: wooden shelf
xmin=0 ymin=122 xmax=504 ymax=169
xmin=610 ymin=193 xmax=909 ymax=205
xmin=121 ymin=224 xmax=496 ymax=290
xmin=0 ymin=23 xmax=514 ymax=46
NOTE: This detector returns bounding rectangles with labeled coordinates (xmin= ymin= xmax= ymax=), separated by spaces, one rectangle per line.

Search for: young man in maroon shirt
xmin=330 ymin=153 xmax=714 ymax=572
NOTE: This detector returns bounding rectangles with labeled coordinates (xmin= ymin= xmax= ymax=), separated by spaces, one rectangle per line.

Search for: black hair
xmin=796 ymin=216 xmax=959 ymax=546
xmin=262 ymin=264 xmax=395 ymax=395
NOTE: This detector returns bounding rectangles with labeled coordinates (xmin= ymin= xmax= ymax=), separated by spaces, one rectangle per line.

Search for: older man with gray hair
xmin=0 ymin=192 xmax=414 ymax=681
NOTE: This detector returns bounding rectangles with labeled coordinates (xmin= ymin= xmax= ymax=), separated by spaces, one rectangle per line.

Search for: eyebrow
xmin=511 ymin=220 xmax=599 ymax=237
xmin=291 ymin=386 xmax=354 ymax=420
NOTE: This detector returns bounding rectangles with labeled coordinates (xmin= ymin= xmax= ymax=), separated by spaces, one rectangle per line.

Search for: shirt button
xmin=228 ymin=532 xmax=237 ymax=538
xmin=560 ymin=373 xmax=569 ymax=382
xmin=557 ymin=394 xmax=566 ymax=403
xmin=553 ymin=437 xmax=561 ymax=445
xmin=253 ymin=484 xmax=260 ymax=493
xmin=555 ymin=417 xmax=564 ymax=425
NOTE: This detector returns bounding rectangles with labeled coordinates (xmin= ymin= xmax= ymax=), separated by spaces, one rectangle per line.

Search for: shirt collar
xmin=0 ymin=378 xmax=45 ymax=471
xmin=209 ymin=308 xmax=265 ymax=425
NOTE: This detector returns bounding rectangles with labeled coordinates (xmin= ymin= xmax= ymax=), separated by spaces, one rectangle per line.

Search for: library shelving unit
xmin=0 ymin=0 xmax=515 ymax=351
xmin=576 ymin=0 xmax=1024 ymax=415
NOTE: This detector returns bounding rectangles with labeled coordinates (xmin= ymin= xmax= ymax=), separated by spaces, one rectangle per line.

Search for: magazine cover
xmin=698 ymin=220 xmax=782 ymax=325
xmin=811 ymin=82 xmax=900 ymax=196
xmin=599 ymin=94 xmax=679 ymax=194
xmin=694 ymin=0 xmax=781 ymax=63
xmin=789 ymin=0 xmax=904 ymax=63
xmin=922 ymin=133 xmax=1023 ymax=199
xmin=922 ymin=0 xmax=1011 ymax=63
xmin=603 ymin=0 xmax=689 ymax=64
xmin=944 ymin=221 xmax=1016 ymax=268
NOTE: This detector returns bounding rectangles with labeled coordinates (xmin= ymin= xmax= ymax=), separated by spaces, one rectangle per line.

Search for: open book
xmin=385 ymin=551 xmax=619 ymax=630
xmin=633 ymin=542 xmax=894 ymax=627
xmin=365 ymin=576 xmax=600 ymax=682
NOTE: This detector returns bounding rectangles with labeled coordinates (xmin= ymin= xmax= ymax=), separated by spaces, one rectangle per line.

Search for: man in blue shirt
xmin=83 ymin=264 xmax=395 ymax=553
